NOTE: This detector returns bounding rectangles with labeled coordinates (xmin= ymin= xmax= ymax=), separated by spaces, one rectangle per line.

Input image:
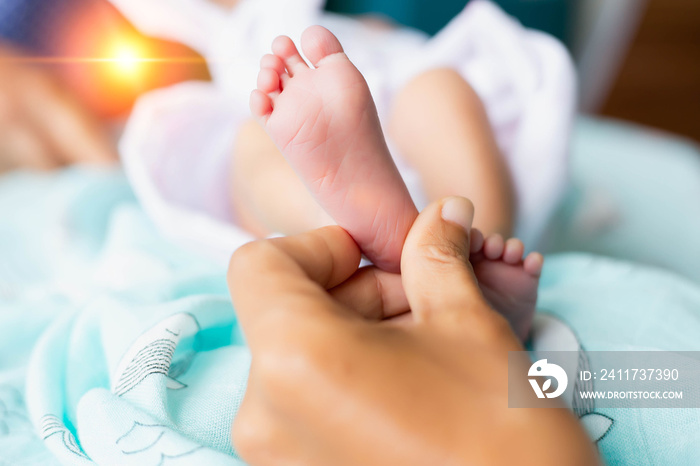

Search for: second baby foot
xmin=250 ymin=25 xmax=418 ymax=273
xmin=469 ymin=230 xmax=543 ymax=341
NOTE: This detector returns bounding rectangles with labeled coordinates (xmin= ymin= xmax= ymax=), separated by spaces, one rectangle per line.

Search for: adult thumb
xmin=400 ymin=197 xmax=491 ymax=328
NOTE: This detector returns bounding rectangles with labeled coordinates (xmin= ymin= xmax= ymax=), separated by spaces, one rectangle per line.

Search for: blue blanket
xmin=1 ymin=168 xmax=699 ymax=465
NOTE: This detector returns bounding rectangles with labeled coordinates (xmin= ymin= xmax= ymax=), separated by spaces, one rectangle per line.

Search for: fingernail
xmin=441 ymin=197 xmax=474 ymax=232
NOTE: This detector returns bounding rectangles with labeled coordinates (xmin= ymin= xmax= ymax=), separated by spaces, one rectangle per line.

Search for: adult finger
xmin=329 ymin=266 xmax=408 ymax=320
xmin=0 ymin=84 xmax=53 ymax=171
xmin=228 ymin=226 xmax=361 ymax=350
xmin=23 ymin=78 xmax=117 ymax=165
xmin=0 ymin=121 xmax=58 ymax=171
xmin=401 ymin=197 xmax=501 ymax=331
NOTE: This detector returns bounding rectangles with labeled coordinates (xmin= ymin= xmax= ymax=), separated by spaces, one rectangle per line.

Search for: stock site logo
xmin=528 ymin=359 xmax=568 ymax=399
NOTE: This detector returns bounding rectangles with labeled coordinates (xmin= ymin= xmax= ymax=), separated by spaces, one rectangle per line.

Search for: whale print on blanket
xmin=78 ymin=388 xmax=243 ymax=465
xmin=530 ymin=313 xmax=614 ymax=444
xmin=75 ymin=311 xmax=245 ymax=465
xmin=116 ymin=421 xmax=204 ymax=463
xmin=41 ymin=414 xmax=89 ymax=459
xmin=112 ymin=313 xmax=199 ymax=397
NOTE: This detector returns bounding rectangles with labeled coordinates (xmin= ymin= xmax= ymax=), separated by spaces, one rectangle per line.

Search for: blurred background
xmin=0 ymin=0 xmax=697 ymax=139
xmin=325 ymin=0 xmax=699 ymax=142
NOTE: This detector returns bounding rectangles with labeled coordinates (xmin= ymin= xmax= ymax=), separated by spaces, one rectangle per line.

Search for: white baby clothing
xmin=113 ymin=0 xmax=577 ymax=264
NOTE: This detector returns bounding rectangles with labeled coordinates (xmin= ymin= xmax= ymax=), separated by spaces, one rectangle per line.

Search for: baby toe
xmin=483 ymin=233 xmax=505 ymax=260
xmin=271 ymin=35 xmax=308 ymax=76
xmin=502 ymin=238 xmax=524 ymax=265
xmin=260 ymin=53 xmax=285 ymax=76
xmin=301 ymin=25 xmax=345 ymax=67
xmin=523 ymin=252 xmax=544 ymax=277
xmin=249 ymin=90 xmax=273 ymax=120
xmin=257 ymin=68 xmax=280 ymax=94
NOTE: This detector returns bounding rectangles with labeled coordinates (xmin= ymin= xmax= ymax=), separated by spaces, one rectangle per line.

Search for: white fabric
xmin=116 ymin=0 xmax=577 ymax=263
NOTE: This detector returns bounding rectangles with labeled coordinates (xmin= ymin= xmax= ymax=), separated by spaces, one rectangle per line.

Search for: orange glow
xmin=98 ymin=33 xmax=152 ymax=89
xmin=49 ymin=1 xmax=210 ymax=118
xmin=109 ymin=42 xmax=143 ymax=78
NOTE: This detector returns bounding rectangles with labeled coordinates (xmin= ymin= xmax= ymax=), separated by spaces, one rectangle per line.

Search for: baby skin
xmin=248 ymin=26 xmax=541 ymax=339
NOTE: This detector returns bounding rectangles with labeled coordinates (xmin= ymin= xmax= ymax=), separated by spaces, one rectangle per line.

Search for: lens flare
xmin=0 ymin=2 xmax=210 ymax=119
xmin=109 ymin=42 xmax=143 ymax=78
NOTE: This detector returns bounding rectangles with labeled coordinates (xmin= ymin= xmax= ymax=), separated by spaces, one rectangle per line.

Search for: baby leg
xmin=230 ymin=119 xmax=333 ymax=238
xmin=388 ymin=68 xmax=516 ymax=237
xmin=389 ymin=69 xmax=541 ymax=338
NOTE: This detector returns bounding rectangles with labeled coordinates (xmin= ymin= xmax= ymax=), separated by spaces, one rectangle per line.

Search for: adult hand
xmin=228 ymin=197 xmax=597 ymax=465
xmin=0 ymin=43 xmax=117 ymax=172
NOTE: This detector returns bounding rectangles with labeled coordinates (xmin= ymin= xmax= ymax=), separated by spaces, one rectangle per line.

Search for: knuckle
xmin=228 ymin=240 xmax=274 ymax=281
xmin=256 ymin=324 xmax=344 ymax=396
xmin=256 ymin=342 xmax=314 ymax=393
xmin=256 ymin=348 xmax=290 ymax=381
xmin=422 ymin=241 xmax=469 ymax=268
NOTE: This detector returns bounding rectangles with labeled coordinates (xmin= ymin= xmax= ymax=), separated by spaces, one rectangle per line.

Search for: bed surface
xmin=1 ymin=117 xmax=699 ymax=465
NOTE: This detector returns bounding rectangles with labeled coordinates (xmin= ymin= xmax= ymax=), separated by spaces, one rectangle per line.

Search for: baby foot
xmin=250 ymin=25 xmax=418 ymax=273
xmin=468 ymin=229 xmax=543 ymax=341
